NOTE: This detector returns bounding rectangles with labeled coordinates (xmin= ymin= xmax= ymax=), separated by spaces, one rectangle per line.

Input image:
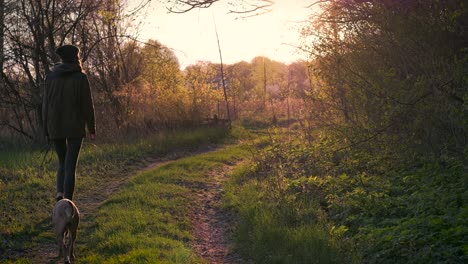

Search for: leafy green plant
xmin=225 ymin=129 xmax=467 ymax=263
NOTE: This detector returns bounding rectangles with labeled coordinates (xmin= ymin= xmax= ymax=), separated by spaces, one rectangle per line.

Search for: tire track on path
xmin=190 ymin=162 xmax=248 ymax=264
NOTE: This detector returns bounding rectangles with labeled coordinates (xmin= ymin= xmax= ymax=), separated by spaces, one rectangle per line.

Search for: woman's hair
xmin=55 ymin=45 xmax=82 ymax=67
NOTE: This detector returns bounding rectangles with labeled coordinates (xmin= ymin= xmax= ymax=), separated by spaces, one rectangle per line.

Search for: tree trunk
xmin=213 ymin=15 xmax=231 ymax=126
xmin=263 ymin=57 xmax=267 ymax=110
xmin=0 ymin=0 xmax=4 ymax=71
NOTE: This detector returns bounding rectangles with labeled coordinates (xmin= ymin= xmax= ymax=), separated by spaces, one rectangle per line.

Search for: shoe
xmin=55 ymin=192 xmax=63 ymax=201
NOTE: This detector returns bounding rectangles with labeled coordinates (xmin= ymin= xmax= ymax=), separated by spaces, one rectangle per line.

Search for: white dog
xmin=52 ymin=199 xmax=80 ymax=264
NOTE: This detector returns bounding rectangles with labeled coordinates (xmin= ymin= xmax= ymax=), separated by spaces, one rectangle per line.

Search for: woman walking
xmin=42 ymin=44 xmax=96 ymax=201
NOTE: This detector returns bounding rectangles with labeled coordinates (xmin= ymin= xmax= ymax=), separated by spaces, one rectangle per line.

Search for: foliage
xmin=224 ymin=132 xmax=349 ymax=263
xmin=226 ymin=128 xmax=467 ymax=263
xmin=302 ymin=0 xmax=467 ymax=160
xmin=259 ymin=2 xmax=468 ymax=261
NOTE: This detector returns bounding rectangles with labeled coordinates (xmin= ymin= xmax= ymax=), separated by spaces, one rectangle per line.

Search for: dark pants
xmin=53 ymin=138 xmax=83 ymax=200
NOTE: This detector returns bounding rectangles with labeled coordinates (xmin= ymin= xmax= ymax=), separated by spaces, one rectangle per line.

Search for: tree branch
xmin=167 ymin=0 xmax=274 ymax=15
xmin=228 ymin=0 xmax=273 ymax=15
xmin=5 ymin=122 xmax=34 ymax=140
xmin=305 ymin=0 xmax=330 ymax=9
xmin=167 ymin=0 xmax=219 ymax=13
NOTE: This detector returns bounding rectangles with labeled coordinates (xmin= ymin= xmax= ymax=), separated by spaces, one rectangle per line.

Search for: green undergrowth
xmin=223 ymin=127 xmax=347 ymax=263
xmin=0 ymin=126 xmax=245 ymax=262
xmin=79 ymin=143 xmax=252 ymax=263
xmin=224 ymin=163 xmax=346 ymax=264
xmin=224 ymin=128 xmax=467 ymax=263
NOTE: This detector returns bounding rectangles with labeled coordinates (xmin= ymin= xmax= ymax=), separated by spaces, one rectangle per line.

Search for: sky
xmin=127 ymin=0 xmax=313 ymax=68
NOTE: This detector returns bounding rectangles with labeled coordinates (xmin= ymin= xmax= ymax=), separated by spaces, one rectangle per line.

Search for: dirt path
xmin=29 ymin=145 xmax=221 ymax=264
xmin=190 ymin=163 xmax=247 ymax=264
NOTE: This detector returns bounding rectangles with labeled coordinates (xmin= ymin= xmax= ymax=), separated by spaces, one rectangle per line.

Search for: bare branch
xmin=228 ymin=0 xmax=273 ymax=15
xmin=167 ymin=0 xmax=219 ymax=13
xmin=125 ymin=0 xmax=153 ymax=17
xmin=305 ymin=0 xmax=330 ymax=9
xmin=5 ymin=121 xmax=34 ymax=140
xmin=167 ymin=0 xmax=274 ymax=15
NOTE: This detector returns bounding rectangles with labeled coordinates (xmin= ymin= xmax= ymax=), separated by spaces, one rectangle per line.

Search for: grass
xmin=0 ymin=126 xmax=238 ymax=262
xmin=224 ymin=163 xmax=345 ymax=264
xmin=78 ymin=142 xmax=252 ymax=263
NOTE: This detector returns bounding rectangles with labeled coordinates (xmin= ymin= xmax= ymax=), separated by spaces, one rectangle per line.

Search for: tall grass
xmin=224 ymin=163 xmax=346 ymax=264
xmin=0 ymin=127 xmax=233 ymax=261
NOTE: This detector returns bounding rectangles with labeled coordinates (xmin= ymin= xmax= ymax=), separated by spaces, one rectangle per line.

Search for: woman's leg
xmin=53 ymin=139 xmax=66 ymax=196
xmin=64 ymin=138 xmax=83 ymax=200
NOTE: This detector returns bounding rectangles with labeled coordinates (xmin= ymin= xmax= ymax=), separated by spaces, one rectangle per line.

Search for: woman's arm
xmin=81 ymin=74 xmax=96 ymax=137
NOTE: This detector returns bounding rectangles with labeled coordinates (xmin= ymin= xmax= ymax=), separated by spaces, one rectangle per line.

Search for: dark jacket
xmin=42 ymin=63 xmax=95 ymax=139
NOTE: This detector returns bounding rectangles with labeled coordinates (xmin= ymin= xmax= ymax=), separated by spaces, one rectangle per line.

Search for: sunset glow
xmin=127 ymin=0 xmax=312 ymax=68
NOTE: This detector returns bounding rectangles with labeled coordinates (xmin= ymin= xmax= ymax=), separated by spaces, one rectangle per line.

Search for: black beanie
xmin=55 ymin=45 xmax=80 ymax=63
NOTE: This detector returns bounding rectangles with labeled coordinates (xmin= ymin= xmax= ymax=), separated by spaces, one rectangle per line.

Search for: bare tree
xmin=213 ymin=15 xmax=231 ymax=125
xmin=0 ymin=0 xmax=105 ymax=141
xmin=0 ymin=0 xmax=147 ymax=140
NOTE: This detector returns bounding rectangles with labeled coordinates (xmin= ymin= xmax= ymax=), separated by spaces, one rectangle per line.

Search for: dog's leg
xmin=56 ymin=232 xmax=63 ymax=258
xmin=55 ymin=222 xmax=66 ymax=258
xmin=69 ymin=200 xmax=80 ymax=261
xmin=70 ymin=224 xmax=78 ymax=260
xmin=63 ymin=229 xmax=72 ymax=264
